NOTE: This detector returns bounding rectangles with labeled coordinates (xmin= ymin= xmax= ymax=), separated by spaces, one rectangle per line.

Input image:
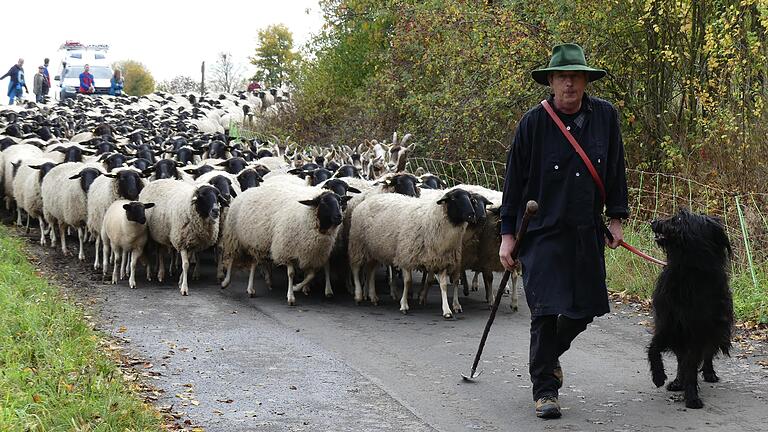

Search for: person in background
xmin=247 ymin=79 xmax=261 ymax=93
xmin=42 ymin=58 xmax=51 ymax=97
xmin=1 ymin=58 xmax=28 ymax=104
xmin=79 ymin=64 xmax=95 ymax=94
xmin=33 ymin=66 xmax=46 ymax=103
xmin=109 ymin=69 xmax=124 ymax=96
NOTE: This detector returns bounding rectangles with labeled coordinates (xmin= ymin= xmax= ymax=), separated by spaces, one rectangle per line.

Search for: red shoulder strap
xmin=540 ymin=99 xmax=606 ymax=204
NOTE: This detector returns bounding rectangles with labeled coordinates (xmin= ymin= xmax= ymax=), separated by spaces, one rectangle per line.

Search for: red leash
xmin=541 ymin=99 xmax=666 ymax=267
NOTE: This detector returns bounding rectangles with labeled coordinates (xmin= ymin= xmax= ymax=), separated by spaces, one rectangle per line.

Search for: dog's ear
xmin=708 ymin=216 xmax=732 ymax=258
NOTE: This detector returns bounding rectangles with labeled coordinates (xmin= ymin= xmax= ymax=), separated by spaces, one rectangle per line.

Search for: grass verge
xmin=606 ymin=222 xmax=768 ymax=324
xmin=0 ymin=225 xmax=161 ymax=431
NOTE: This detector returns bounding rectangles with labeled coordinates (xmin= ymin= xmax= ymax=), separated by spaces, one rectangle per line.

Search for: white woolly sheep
xmin=139 ymin=179 xmax=226 ymax=295
xmin=220 ymin=183 xmax=348 ymax=304
xmin=101 ymin=200 xmax=155 ymax=288
xmin=347 ymin=188 xmax=478 ymax=318
xmin=11 ymin=157 xmax=57 ymax=244
xmin=3 ymin=143 xmax=43 ymax=211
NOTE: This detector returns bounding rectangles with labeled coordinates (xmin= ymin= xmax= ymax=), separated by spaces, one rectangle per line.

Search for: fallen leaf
xmin=32 ymin=394 xmax=42 ymax=403
xmin=117 ymin=326 xmax=127 ymax=333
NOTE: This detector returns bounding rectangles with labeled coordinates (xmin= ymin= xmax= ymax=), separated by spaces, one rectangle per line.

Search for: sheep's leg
xmin=438 ymin=270 xmax=453 ymax=319
xmin=451 ymin=273 xmax=463 ymax=313
xmin=59 ymin=222 xmax=68 ymax=256
xmin=128 ymin=250 xmax=140 ymax=289
xmin=77 ymin=227 xmax=86 ymax=261
xmin=460 ymin=270 xmax=470 ymax=296
xmin=263 ymin=262 xmax=273 ymax=290
xmin=509 ymin=271 xmax=519 ymax=311
xmin=48 ymin=219 xmax=57 ymax=247
xmin=400 ymin=270 xmax=412 ymax=313
xmin=294 ymin=270 xmax=316 ymax=295
xmin=191 ymin=252 xmax=200 ymax=281
xmin=419 ymin=272 xmax=434 ymax=305
xmin=388 ymin=266 xmax=400 ymax=301
xmin=367 ymin=263 xmax=379 ymax=306
xmin=24 ymin=212 xmax=30 ymax=233
xmin=111 ymin=248 xmax=120 ymax=284
xmin=157 ymin=252 xmax=166 ymax=283
xmin=93 ymin=235 xmax=101 ymax=270
xmin=216 ymin=248 xmax=225 ymax=281
xmin=102 ymin=238 xmax=111 ymax=281
xmin=286 ymin=263 xmax=296 ymax=306
xmin=120 ymin=250 xmax=129 ymax=280
xmin=352 ymin=264 xmax=364 ymax=304
xmin=246 ymin=262 xmax=257 ymax=297
xmin=483 ymin=270 xmax=494 ymax=304
xmin=178 ymin=249 xmax=190 ymax=296
xmin=16 ymin=207 xmax=23 ymax=226
xmin=472 ymin=271 xmax=481 ymax=292
xmin=323 ymin=262 xmax=334 ymax=298
xmin=38 ymin=217 xmax=46 ymax=246
xmin=221 ymin=258 xmax=233 ymax=288
xmin=124 ymin=251 xmax=131 ymax=278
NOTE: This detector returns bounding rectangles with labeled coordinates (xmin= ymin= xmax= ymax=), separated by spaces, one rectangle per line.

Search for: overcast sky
xmin=0 ymin=0 xmax=323 ymax=83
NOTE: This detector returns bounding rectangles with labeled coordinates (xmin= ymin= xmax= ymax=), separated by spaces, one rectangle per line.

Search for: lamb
xmin=101 ymin=200 xmax=155 ymax=289
xmin=11 ymin=157 xmax=57 ymax=244
xmin=139 ymin=179 xmax=226 ymax=295
xmin=2 ymin=143 xmax=43 ymax=210
xmin=220 ymin=183 xmax=348 ymax=304
xmin=347 ymin=188 xmax=478 ymax=318
xmin=41 ymin=163 xmax=103 ymax=257
xmin=87 ymin=168 xmax=146 ymax=270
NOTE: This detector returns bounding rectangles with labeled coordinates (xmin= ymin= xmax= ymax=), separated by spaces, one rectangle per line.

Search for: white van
xmin=51 ymin=42 xmax=113 ymax=100
xmin=56 ymin=64 xmax=113 ymax=99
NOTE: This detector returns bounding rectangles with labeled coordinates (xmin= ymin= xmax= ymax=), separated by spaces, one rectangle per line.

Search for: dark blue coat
xmin=500 ymin=94 xmax=629 ymax=319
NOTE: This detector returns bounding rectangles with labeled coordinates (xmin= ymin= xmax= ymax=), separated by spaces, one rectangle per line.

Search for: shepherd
xmin=498 ymin=43 xmax=630 ymax=419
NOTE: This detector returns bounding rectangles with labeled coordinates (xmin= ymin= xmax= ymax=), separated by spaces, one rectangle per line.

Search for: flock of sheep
xmin=0 ymin=91 xmax=518 ymax=319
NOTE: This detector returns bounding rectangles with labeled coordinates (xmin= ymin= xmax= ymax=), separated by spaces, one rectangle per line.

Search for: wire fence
xmin=407 ymin=157 xmax=768 ymax=287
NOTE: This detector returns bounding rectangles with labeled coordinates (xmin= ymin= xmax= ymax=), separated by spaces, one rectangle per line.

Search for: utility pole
xmin=200 ymin=61 xmax=206 ymax=95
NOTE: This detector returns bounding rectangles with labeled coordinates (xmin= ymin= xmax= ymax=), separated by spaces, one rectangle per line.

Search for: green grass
xmin=0 ymin=226 xmax=161 ymax=431
xmin=606 ymin=222 xmax=768 ymax=324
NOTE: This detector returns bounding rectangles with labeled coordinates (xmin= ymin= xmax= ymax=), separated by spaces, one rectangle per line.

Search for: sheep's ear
xmin=436 ymin=194 xmax=451 ymax=205
xmin=488 ymin=206 xmax=501 ymax=216
xmin=103 ymin=173 xmax=118 ymax=178
xmin=341 ymin=195 xmax=353 ymax=204
xmin=299 ymin=198 xmax=319 ymax=207
xmin=216 ymin=160 xmax=228 ymax=166
xmin=230 ymin=188 xmax=237 ymax=198
xmin=68 ymin=173 xmax=82 ymax=180
xmin=175 ymin=161 xmax=185 ymax=167
xmin=122 ymin=203 xmax=132 ymax=211
xmin=51 ymin=146 xmax=66 ymax=152
xmin=143 ymin=203 xmax=155 ymax=209
xmin=141 ymin=167 xmax=155 ymax=176
xmin=476 ymin=195 xmax=492 ymax=206
xmin=347 ymin=186 xmax=361 ymax=194
xmin=29 ymin=164 xmax=44 ymax=170
xmin=218 ymin=194 xmax=230 ymax=207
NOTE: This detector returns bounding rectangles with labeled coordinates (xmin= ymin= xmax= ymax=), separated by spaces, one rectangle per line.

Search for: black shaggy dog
xmin=648 ymin=209 xmax=734 ymax=409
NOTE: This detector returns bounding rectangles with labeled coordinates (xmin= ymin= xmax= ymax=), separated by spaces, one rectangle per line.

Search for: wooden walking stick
xmin=462 ymin=200 xmax=538 ymax=382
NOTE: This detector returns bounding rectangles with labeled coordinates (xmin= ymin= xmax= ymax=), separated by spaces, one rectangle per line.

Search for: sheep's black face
xmin=651 ymin=209 xmax=732 ymax=268
xmin=131 ymin=158 xmax=152 ymax=171
xmin=122 ymin=202 xmax=155 ymax=225
xmin=237 ymin=170 xmax=263 ymax=191
xmin=37 ymin=126 xmax=53 ymax=141
xmin=208 ymin=140 xmax=228 ymax=159
xmin=117 ymin=171 xmax=144 ymax=200
xmin=420 ymin=175 xmax=444 ymax=190
xmin=71 ymin=168 xmax=102 ymax=193
xmin=62 ymin=146 xmax=85 ymax=163
xmin=300 ymin=192 xmax=347 ymax=233
xmin=469 ymin=193 xmax=491 ymax=225
xmin=32 ymin=162 xmax=57 ymax=182
xmin=136 ymin=148 xmax=156 ymax=163
xmin=255 ymin=149 xmax=273 ymax=159
xmin=0 ymin=137 xmax=16 ymax=151
xmin=104 ymin=153 xmax=128 ymax=171
xmin=193 ymin=185 xmax=222 ymax=220
xmin=310 ymin=168 xmax=333 ymax=186
xmin=321 ymin=179 xmax=361 ymax=199
xmin=208 ymin=175 xmax=236 ymax=200
xmin=389 ymin=174 xmax=420 ymax=197
xmin=152 ymin=159 xmax=182 ymax=180
xmin=95 ymin=141 xmax=116 ymax=155
xmin=326 ymin=161 xmax=340 ymax=172
xmin=438 ymin=189 xmax=476 ymax=226
xmin=219 ymin=157 xmax=248 ymax=174
xmin=175 ymin=147 xmax=195 ymax=165
xmin=335 ymin=165 xmax=360 ymax=179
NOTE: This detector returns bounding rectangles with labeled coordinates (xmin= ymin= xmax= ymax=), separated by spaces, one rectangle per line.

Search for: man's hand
xmin=499 ymin=233 xmax=518 ymax=271
xmin=605 ymin=218 xmax=623 ymax=249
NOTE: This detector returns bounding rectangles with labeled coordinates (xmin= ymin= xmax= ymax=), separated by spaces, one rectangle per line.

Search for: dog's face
xmin=651 ymin=209 xmax=732 ymax=266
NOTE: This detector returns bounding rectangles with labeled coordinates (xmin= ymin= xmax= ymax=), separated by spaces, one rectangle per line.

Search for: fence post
xmin=735 ymin=195 xmax=759 ymax=290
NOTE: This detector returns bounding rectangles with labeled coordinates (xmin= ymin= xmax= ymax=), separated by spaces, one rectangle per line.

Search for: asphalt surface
xmin=19 ymin=230 xmax=768 ymax=432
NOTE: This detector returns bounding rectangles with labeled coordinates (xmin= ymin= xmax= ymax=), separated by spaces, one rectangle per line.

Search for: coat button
xmin=566 ymin=126 xmax=571 ymax=131
xmin=576 ymin=172 xmax=580 ymax=177
xmin=554 ymin=165 xmax=559 ymax=170
xmin=598 ymin=158 xmax=601 ymax=163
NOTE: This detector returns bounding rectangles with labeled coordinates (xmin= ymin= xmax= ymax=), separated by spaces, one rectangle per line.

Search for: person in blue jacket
xmin=109 ymin=69 xmax=124 ymax=96
xmin=499 ymin=43 xmax=629 ymax=420
xmin=1 ymin=58 xmax=28 ymax=104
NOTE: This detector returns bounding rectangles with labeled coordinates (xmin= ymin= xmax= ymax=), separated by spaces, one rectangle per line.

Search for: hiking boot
xmin=553 ymin=360 xmax=563 ymax=389
xmin=535 ymin=396 xmax=562 ymax=419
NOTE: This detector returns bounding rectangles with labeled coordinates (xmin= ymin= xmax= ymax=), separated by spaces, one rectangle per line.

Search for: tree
xmin=156 ymin=75 xmax=199 ymax=94
xmin=113 ymin=60 xmax=155 ymax=96
xmin=251 ymin=24 xmax=300 ymax=88
xmin=210 ymin=52 xmax=245 ymax=93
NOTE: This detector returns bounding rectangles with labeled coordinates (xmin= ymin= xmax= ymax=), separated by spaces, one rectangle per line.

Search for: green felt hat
xmin=531 ymin=43 xmax=606 ymax=86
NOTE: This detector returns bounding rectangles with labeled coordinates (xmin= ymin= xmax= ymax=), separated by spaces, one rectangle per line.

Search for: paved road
xmin=22 ymin=234 xmax=768 ymax=432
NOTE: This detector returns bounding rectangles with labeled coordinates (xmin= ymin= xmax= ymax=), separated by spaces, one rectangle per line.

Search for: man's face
xmin=18 ymin=59 xmax=24 ymax=67
xmin=85 ymin=65 xmax=90 ymax=72
xmin=548 ymin=71 xmax=588 ymax=107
